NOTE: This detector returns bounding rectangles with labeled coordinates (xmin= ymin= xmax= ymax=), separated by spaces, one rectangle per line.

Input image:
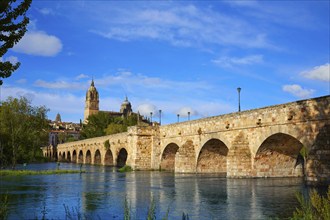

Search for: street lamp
xmin=188 ymin=111 xmax=190 ymax=121
xmin=159 ymin=109 xmax=162 ymax=125
xmin=237 ymin=87 xmax=241 ymax=112
xmin=177 ymin=114 xmax=180 ymax=123
xmin=150 ymin=112 xmax=153 ymax=124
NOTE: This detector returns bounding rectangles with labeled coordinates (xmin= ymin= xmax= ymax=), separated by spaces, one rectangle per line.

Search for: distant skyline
xmin=1 ymin=1 xmax=329 ymax=124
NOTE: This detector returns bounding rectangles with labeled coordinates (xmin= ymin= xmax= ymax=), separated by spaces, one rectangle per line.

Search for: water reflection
xmin=0 ymin=163 xmax=309 ymax=219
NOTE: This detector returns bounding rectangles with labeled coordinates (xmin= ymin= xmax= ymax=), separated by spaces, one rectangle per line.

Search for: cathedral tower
xmin=84 ymin=79 xmax=99 ymax=122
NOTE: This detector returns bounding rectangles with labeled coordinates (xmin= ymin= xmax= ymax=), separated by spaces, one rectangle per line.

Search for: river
xmin=0 ymin=163 xmax=319 ymax=219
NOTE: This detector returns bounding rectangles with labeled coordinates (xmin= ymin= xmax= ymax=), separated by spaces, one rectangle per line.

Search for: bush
xmin=291 ymin=186 xmax=330 ymax=220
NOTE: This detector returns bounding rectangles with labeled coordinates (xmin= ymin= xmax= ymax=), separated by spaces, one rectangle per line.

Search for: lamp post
xmin=159 ymin=109 xmax=162 ymax=125
xmin=177 ymin=114 xmax=180 ymax=123
xmin=237 ymin=87 xmax=241 ymax=112
xmin=150 ymin=112 xmax=153 ymax=124
xmin=188 ymin=111 xmax=190 ymax=121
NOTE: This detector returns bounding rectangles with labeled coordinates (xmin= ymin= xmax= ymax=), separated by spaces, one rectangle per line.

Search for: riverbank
xmin=0 ymin=169 xmax=85 ymax=176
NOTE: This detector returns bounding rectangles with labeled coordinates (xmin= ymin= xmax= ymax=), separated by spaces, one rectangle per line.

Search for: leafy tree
xmin=80 ymin=112 xmax=115 ymax=139
xmin=0 ymin=96 xmax=49 ymax=168
xmin=81 ymin=113 xmax=138 ymax=138
xmin=0 ymin=0 xmax=32 ymax=85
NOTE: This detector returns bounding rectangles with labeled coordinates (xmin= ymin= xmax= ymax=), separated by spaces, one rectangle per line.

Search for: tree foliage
xmin=80 ymin=113 xmax=138 ymax=139
xmin=0 ymin=96 xmax=49 ymax=168
xmin=0 ymin=0 xmax=32 ymax=85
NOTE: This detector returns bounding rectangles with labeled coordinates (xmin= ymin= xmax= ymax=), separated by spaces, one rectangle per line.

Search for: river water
xmin=0 ymin=163 xmax=319 ymax=219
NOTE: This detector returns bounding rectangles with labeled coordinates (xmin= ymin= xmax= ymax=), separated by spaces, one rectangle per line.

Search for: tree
xmin=81 ymin=113 xmax=138 ymax=138
xmin=80 ymin=112 xmax=114 ymax=139
xmin=0 ymin=0 xmax=32 ymax=85
xmin=0 ymin=96 xmax=49 ymax=167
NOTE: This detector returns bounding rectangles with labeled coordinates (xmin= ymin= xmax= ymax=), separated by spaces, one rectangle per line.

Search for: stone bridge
xmin=53 ymin=96 xmax=330 ymax=184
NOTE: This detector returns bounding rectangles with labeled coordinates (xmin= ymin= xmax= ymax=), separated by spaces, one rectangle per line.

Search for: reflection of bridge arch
xmin=254 ymin=133 xmax=304 ymax=177
xmin=117 ymin=148 xmax=128 ymax=167
xmin=72 ymin=150 xmax=77 ymax=163
xmin=104 ymin=149 xmax=114 ymax=166
xmin=86 ymin=150 xmax=91 ymax=164
xmin=67 ymin=151 xmax=71 ymax=162
xmin=94 ymin=149 xmax=101 ymax=165
xmin=78 ymin=150 xmax=83 ymax=163
xmin=160 ymin=143 xmax=179 ymax=171
xmin=197 ymin=139 xmax=228 ymax=173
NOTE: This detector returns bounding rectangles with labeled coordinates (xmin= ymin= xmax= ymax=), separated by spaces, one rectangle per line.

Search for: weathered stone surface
xmin=52 ymin=96 xmax=330 ymax=185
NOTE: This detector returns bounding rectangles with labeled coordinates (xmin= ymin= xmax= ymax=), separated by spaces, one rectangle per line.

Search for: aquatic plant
xmin=0 ymin=193 xmax=9 ymax=220
xmin=124 ymin=197 xmax=131 ymax=220
xmin=291 ymin=186 xmax=330 ymax=220
xmin=118 ymin=165 xmax=133 ymax=172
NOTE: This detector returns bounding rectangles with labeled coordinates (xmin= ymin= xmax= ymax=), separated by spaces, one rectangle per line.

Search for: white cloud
xmin=87 ymin=4 xmax=273 ymax=49
xmin=282 ymin=84 xmax=314 ymax=99
xmin=34 ymin=79 xmax=85 ymax=90
xmin=75 ymin=74 xmax=89 ymax=80
xmin=301 ymin=63 xmax=330 ymax=82
xmin=1 ymin=85 xmax=84 ymax=122
xmin=137 ymin=103 xmax=157 ymax=117
xmin=38 ymin=8 xmax=54 ymax=15
xmin=13 ymin=31 xmax=62 ymax=56
xmin=0 ymin=56 xmax=19 ymax=64
xmin=7 ymin=56 xmax=19 ymax=64
xmin=212 ymin=54 xmax=263 ymax=68
xmin=177 ymin=107 xmax=198 ymax=117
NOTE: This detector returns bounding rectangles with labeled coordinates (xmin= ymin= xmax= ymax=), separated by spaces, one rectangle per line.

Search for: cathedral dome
xmin=120 ymin=96 xmax=132 ymax=116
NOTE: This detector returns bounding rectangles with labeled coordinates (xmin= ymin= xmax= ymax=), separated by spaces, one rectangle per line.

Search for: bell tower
xmin=84 ymin=79 xmax=99 ymax=122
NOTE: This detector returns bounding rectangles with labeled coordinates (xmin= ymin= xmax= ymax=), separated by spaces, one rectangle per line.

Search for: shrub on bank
xmin=291 ymin=186 xmax=330 ymax=220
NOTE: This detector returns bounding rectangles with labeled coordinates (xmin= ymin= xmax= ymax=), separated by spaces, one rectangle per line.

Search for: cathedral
xmin=84 ymin=80 xmax=134 ymax=122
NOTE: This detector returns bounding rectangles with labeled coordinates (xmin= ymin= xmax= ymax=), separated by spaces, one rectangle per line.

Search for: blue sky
xmin=1 ymin=0 xmax=329 ymax=124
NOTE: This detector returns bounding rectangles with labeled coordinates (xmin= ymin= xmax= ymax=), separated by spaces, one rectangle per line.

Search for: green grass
xmin=0 ymin=169 xmax=85 ymax=176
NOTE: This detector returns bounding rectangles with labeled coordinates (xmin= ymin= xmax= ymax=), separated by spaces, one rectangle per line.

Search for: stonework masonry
xmin=54 ymin=95 xmax=330 ymax=185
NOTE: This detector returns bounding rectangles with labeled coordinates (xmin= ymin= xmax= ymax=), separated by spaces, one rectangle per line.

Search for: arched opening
xmin=104 ymin=149 xmax=114 ymax=166
xmin=72 ymin=150 xmax=77 ymax=163
xmin=197 ymin=139 xmax=229 ymax=173
xmin=160 ymin=143 xmax=179 ymax=171
xmin=78 ymin=150 xmax=83 ymax=163
xmin=62 ymin=152 xmax=66 ymax=161
xmin=254 ymin=133 xmax=304 ymax=177
xmin=67 ymin=151 xmax=71 ymax=162
xmin=86 ymin=150 xmax=91 ymax=164
xmin=94 ymin=149 xmax=101 ymax=165
xmin=117 ymin=148 xmax=128 ymax=168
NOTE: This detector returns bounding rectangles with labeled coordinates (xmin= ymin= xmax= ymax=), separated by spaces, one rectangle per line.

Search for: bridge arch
xmin=94 ymin=149 xmax=101 ymax=165
xmin=197 ymin=138 xmax=229 ymax=173
xmin=117 ymin=148 xmax=128 ymax=168
xmin=86 ymin=150 xmax=92 ymax=164
xmin=104 ymin=149 xmax=114 ymax=166
xmin=67 ymin=151 xmax=71 ymax=162
xmin=78 ymin=150 xmax=84 ymax=163
xmin=62 ymin=152 xmax=66 ymax=161
xmin=160 ymin=143 xmax=179 ymax=171
xmin=254 ymin=132 xmax=304 ymax=177
xmin=72 ymin=150 xmax=77 ymax=163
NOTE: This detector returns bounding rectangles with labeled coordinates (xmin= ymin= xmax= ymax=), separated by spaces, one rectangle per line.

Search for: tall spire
xmin=91 ymin=77 xmax=94 ymax=87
